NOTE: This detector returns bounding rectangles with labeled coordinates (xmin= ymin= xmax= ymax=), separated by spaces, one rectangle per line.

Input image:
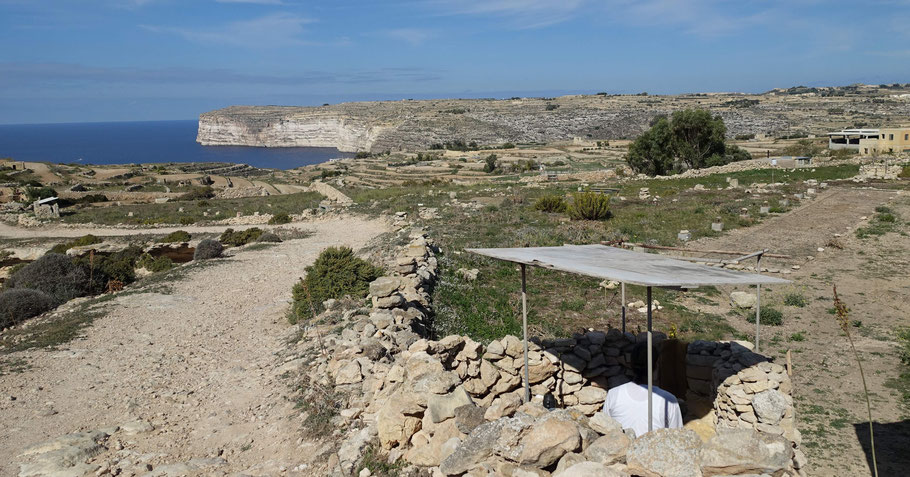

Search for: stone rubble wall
xmin=292 ymin=230 xmax=804 ymax=476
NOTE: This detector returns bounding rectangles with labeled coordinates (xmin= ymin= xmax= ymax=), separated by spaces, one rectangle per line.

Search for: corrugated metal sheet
xmin=466 ymin=244 xmax=790 ymax=288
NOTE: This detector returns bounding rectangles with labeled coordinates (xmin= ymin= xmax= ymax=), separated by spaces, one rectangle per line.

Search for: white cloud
xmin=143 ymin=12 xmax=315 ymax=47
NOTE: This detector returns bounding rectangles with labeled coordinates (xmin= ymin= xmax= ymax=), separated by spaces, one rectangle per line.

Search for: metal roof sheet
xmin=466 ymin=244 xmax=791 ymax=288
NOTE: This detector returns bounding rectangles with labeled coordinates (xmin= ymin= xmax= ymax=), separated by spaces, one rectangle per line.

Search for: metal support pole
xmin=621 ymin=282 xmax=626 ymax=334
xmin=521 ymin=264 xmax=530 ymax=403
xmin=647 ymin=286 xmax=653 ymax=433
xmin=755 ymin=255 xmax=762 ymax=353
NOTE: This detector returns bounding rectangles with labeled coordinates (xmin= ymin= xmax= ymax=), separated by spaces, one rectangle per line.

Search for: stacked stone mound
xmin=285 ymin=231 xmax=804 ymax=476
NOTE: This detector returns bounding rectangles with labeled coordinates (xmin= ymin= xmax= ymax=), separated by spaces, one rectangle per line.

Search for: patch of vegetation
xmin=746 ymin=306 xmax=783 ymax=326
xmin=783 ymin=139 xmax=824 ymax=157
xmin=193 ymin=239 xmax=223 ymax=260
xmin=136 ymin=253 xmax=175 ymax=273
xmin=886 ymin=328 xmax=910 ymax=417
xmin=178 ymin=186 xmax=215 ymax=201
xmin=257 ymin=232 xmax=282 ymax=243
xmin=290 ymin=247 xmax=382 ymax=321
xmin=533 ymin=194 xmax=567 ymax=213
xmin=220 ymin=227 xmax=264 ymax=246
xmin=293 ymin=376 xmax=347 ymax=439
xmin=784 ymin=293 xmax=807 ymax=307
xmin=789 ymin=332 xmax=806 ymax=342
xmin=48 ymin=234 xmax=102 ymax=254
xmin=856 ymin=207 xmax=901 ymax=239
xmin=0 ymin=294 xmax=111 ymax=353
xmin=25 ymin=186 xmax=58 ymax=202
xmin=160 ymin=230 xmax=191 ymax=243
xmin=483 ymin=154 xmax=499 ymax=174
xmin=0 ymin=289 xmax=56 ymax=329
xmin=268 ymin=212 xmax=292 ymax=225
xmin=568 ymin=192 xmax=611 ymax=221
xmin=358 ymin=445 xmax=406 ymax=477
xmin=6 ymin=254 xmax=90 ymax=304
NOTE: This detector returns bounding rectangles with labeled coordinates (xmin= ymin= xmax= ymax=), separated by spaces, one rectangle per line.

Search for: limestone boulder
xmin=377 ymin=390 xmax=424 ymax=449
xmin=369 ymin=276 xmax=401 ymax=298
xmin=584 ymin=433 xmax=631 ymax=465
xmin=427 ymin=386 xmax=474 ymax=423
xmin=626 ymin=428 xmax=703 ymax=477
xmin=589 ymin=412 xmax=623 ymax=435
xmin=517 ymin=416 xmax=582 ymax=467
xmin=484 ymin=392 xmax=523 ymax=421
xmin=454 ymin=404 xmax=486 ymax=434
xmin=404 ymin=419 xmax=463 ymax=467
xmin=730 ymin=291 xmax=757 ymax=309
xmin=751 ymin=389 xmax=791 ymax=425
xmin=439 ymin=420 xmax=506 ymax=475
xmin=554 ymin=461 xmax=631 ymax=477
xmin=699 ymin=428 xmax=792 ymax=476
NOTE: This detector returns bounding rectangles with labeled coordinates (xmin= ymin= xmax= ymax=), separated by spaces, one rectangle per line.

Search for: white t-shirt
xmin=603 ymin=382 xmax=683 ymax=437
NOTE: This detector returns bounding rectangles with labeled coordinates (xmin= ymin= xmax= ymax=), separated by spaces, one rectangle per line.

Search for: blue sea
xmin=0 ymin=120 xmax=352 ymax=170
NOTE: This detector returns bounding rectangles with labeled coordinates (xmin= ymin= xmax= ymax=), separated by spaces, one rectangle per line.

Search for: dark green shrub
xmin=257 ymin=232 xmax=282 ymax=243
xmin=900 ymin=165 xmax=910 ymax=179
xmin=0 ymin=289 xmax=55 ymax=329
xmin=137 ymin=253 xmax=175 ymax=273
xmin=25 ymin=186 xmax=58 ymax=202
xmin=749 ymin=307 xmax=783 ymax=326
xmin=161 ymin=230 xmax=191 ymax=243
xmin=534 ymin=194 xmax=567 ymax=213
xmin=268 ymin=213 xmax=292 ymax=225
xmin=7 ymin=254 xmax=90 ymax=304
xmin=784 ymin=293 xmax=807 ymax=307
xmin=220 ymin=227 xmax=264 ymax=246
xmin=291 ymin=246 xmax=382 ymax=319
xmin=179 ymin=217 xmax=195 ymax=226
xmin=73 ymin=245 xmax=144 ymax=290
xmin=194 ymin=239 xmax=223 ymax=260
xmin=178 ymin=186 xmax=215 ymax=201
xmin=49 ymin=234 xmax=102 ymax=255
xmin=483 ymin=154 xmax=498 ymax=174
xmin=568 ymin=192 xmax=612 ymax=220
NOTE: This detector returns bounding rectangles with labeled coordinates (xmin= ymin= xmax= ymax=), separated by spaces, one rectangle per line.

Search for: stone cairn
xmin=288 ymin=230 xmax=805 ymax=476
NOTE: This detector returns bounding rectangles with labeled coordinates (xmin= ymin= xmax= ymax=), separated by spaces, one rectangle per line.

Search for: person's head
xmin=630 ymin=341 xmax=659 ymax=384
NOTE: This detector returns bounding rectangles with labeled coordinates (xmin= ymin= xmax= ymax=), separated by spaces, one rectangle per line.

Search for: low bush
xmin=194 ymin=239 xmax=223 ymax=260
xmin=161 ymin=230 xmax=191 ymax=243
xmin=0 ymin=288 xmax=55 ymax=329
xmin=72 ymin=245 xmax=144 ymax=290
xmin=25 ymin=186 xmax=57 ymax=202
xmin=178 ymin=186 xmax=215 ymax=201
xmin=257 ymin=232 xmax=282 ymax=243
xmin=137 ymin=253 xmax=175 ymax=272
xmin=534 ymin=194 xmax=567 ymax=213
xmin=291 ymin=247 xmax=382 ymax=320
xmin=568 ymin=192 xmax=612 ymax=221
xmin=483 ymin=154 xmax=499 ymax=174
xmin=220 ymin=227 xmax=264 ymax=246
xmin=748 ymin=306 xmax=783 ymax=326
xmin=6 ymin=254 xmax=90 ymax=304
xmin=784 ymin=293 xmax=807 ymax=307
xmin=900 ymin=165 xmax=910 ymax=179
xmin=48 ymin=234 xmax=102 ymax=255
xmin=268 ymin=213 xmax=292 ymax=225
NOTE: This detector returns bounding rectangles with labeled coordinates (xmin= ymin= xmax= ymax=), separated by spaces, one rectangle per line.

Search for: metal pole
xmin=647 ymin=286 xmax=653 ymax=433
xmin=521 ymin=264 xmax=530 ymax=403
xmin=755 ymin=255 xmax=762 ymax=352
xmin=621 ymin=282 xmax=626 ymax=334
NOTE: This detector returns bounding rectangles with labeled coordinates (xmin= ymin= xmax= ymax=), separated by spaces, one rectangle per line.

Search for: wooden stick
xmin=786 ymin=349 xmax=793 ymax=376
xmin=615 ymin=242 xmax=791 ymax=259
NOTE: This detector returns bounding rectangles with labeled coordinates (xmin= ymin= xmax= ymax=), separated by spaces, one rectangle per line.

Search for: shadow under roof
xmin=466 ymin=244 xmax=791 ymax=288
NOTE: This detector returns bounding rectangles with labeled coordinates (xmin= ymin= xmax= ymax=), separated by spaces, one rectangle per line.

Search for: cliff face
xmin=197 ymin=106 xmax=384 ymax=152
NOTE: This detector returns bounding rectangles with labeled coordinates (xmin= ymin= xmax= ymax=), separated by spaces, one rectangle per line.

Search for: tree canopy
xmin=626 ymin=109 xmax=752 ymax=176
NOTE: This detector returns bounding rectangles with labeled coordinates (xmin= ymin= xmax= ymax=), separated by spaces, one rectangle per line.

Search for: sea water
xmin=0 ymin=120 xmax=352 ymax=170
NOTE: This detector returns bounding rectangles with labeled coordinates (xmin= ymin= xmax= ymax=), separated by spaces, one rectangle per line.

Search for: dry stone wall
xmin=288 ymin=229 xmax=805 ymax=476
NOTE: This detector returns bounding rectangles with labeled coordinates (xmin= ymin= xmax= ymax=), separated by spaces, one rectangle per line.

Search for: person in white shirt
xmin=602 ymin=342 xmax=683 ymax=437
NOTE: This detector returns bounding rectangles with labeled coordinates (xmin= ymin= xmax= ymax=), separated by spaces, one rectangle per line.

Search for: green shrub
xmin=7 ymin=254 xmax=90 ymax=304
xmin=194 ymin=239 xmax=223 ymax=260
xmin=568 ymin=192 xmax=612 ymax=220
xmin=900 ymin=165 xmax=910 ymax=179
xmin=0 ymin=289 xmax=55 ymax=329
xmin=257 ymin=232 xmax=282 ymax=243
xmin=48 ymin=234 xmax=102 ymax=255
xmin=137 ymin=253 xmax=175 ymax=273
xmin=178 ymin=186 xmax=215 ymax=201
xmin=220 ymin=227 xmax=264 ymax=247
xmin=534 ymin=194 xmax=567 ymax=213
xmin=291 ymin=247 xmax=382 ymax=320
xmin=784 ymin=293 xmax=807 ymax=307
xmin=483 ymin=154 xmax=498 ymax=173
xmin=789 ymin=332 xmax=806 ymax=342
xmin=25 ymin=186 xmax=57 ymax=202
xmin=268 ymin=213 xmax=292 ymax=225
xmin=72 ymin=245 xmax=144 ymax=290
xmin=161 ymin=230 xmax=191 ymax=243
xmin=748 ymin=306 xmax=783 ymax=326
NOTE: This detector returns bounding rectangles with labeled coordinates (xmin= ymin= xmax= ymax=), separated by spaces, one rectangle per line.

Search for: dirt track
xmin=0 ymin=216 xmax=390 ymax=476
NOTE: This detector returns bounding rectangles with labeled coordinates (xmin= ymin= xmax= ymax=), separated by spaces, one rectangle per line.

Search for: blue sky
xmin=1 ymin=0 xmax=908 ymax=124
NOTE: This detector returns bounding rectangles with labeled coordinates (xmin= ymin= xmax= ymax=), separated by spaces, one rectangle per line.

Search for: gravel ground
xmin=0 ymin=215 xmax=390 ymax=476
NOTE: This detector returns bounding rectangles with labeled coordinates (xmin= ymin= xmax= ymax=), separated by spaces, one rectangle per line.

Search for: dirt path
xmin=0 ymin=217 xmax=337 ymax=240
xmin=0 ymin=215 xmax=390 ymax=476
xmin=687 ymin=186 xmax=909 ymax=476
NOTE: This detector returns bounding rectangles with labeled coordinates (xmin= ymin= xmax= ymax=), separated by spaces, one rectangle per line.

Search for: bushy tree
xmin=194 ymin=239 xmax=223 ymax=260
xmin=626 ymin=117 xmax=674 ymax=176
xmin=0 ymin=289 xmax=55 ymax=329
xmin=292 ymin=246 xmax=382 ymax=319
xmin=670 ymin=109 xmax=727 ymax=170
